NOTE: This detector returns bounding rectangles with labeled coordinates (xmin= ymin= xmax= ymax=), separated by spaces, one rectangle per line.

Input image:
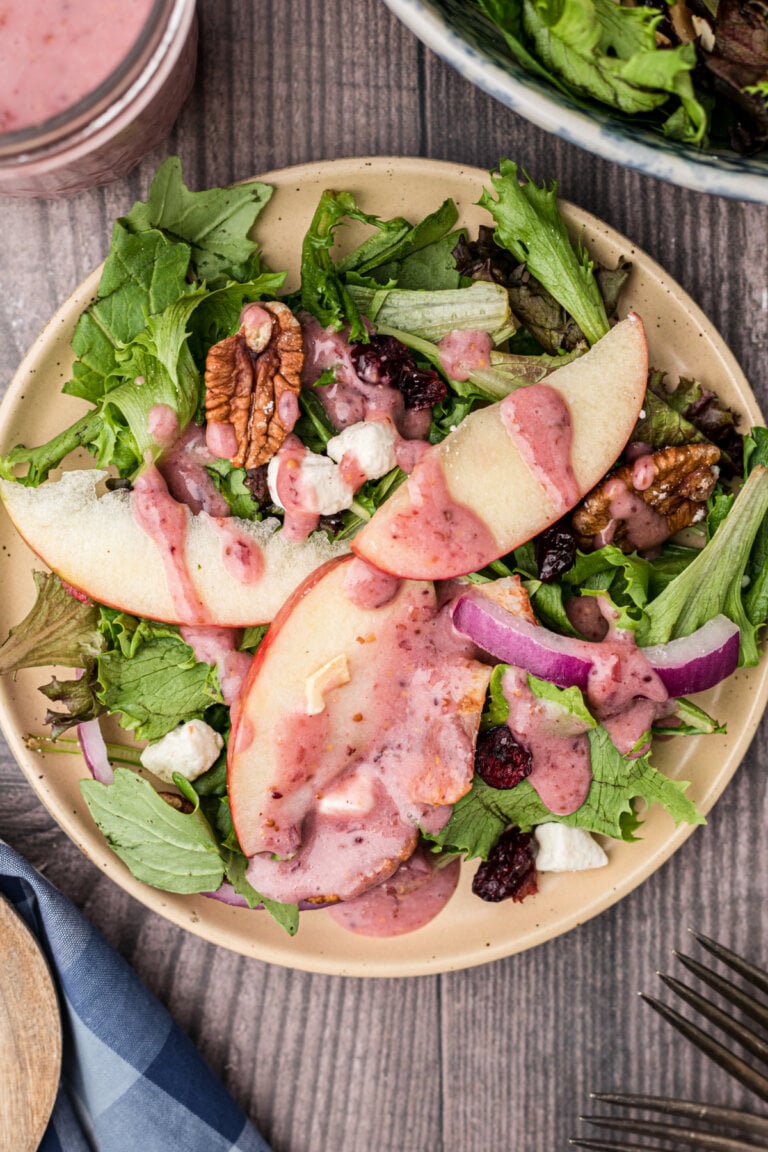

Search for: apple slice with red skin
xmin=0 ymin=468 xmax=348 ymax=627
xmin=228 ymin=554 xmax=491 ymax=903
xmin=352 ymin=314 xmax=648 ymax=580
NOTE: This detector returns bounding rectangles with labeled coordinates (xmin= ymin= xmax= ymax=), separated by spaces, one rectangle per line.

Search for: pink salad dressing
xmin=270 ymin=433 xmax=322 ymax=541
xmin=0 ymin=0 xmax=154 ymax=132
xmin=179 ymin=625 xmax=252 ymax=707
xmin=209 ymin=518 xmax=264 ymax=585
xmin=205 ymin=420 xmax=239 ymax=461
xmin=343 ymin=557 xmax=401 ymax=609
xmin=246 ymin=769 xmax=420 ymax=905
xmin=500 ymin=383 xmax=580 ymax=515
xmin=437 ymin=329 xmax=493 ymax=382
xmin=147 ymin=402 xmax=179 ymax=450
xmin=500 ymin=605 xmax=671 ymax=812
xmin=383 ymin=447 xmax=499 ymax=576
xmin=237 ymin=578 xmax=491 ymax=908
xmin=632 ymin=453 xmax=656 ymax=491
xmin=327 ymin=847 xmax=461 ymax=937
xmin=502 ymin=666 xmax=593 ymax=815
xmin=593 ymin=475 xmax=669 ymax=553
xmin=132 ymin=463 xmax=209 ymax=624
xmin=300 ymin=312 xmax=430 ymax=442
xmin=394 ymin=435 xmax=431 ymax=474
xmin=158 ymin=421 xmax=231 ymax=518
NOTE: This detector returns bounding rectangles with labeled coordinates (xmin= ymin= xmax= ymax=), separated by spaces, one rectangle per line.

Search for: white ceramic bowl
xmin=383 ymin=0 xmax=768 ymax=204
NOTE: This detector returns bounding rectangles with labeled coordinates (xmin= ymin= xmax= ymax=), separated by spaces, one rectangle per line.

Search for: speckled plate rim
xmin=0 ymin=156 xmax=766 ymax=977
xmin=382 ymin=0 xmax=768 ymax=204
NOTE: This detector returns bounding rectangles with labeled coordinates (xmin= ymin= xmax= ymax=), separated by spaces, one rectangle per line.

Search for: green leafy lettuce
xmin=1 ymin=160 xmax=280 ymax=485
xmin=637 ymin=460 xmax=768 ymax=665
xmin=433 ymin=727 xmax=702 ymax=860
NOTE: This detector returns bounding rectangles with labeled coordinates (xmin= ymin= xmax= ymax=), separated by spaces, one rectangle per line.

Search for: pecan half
xmin=205 ymin=301 xmax=304 ymax=469
xmin=572 ymin=444 xmax=721 ymax=552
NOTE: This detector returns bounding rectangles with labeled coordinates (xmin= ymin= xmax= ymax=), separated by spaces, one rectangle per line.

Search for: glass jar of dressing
xmin=0 ymin=0 xmax=197 ymax=198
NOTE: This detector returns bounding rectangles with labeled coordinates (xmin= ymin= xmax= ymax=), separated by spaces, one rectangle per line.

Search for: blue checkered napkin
xmin=0 ymin=842 xmax=272 ymax=1152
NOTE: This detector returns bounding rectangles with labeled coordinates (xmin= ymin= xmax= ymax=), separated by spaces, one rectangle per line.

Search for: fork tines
xmin=638 ymin=930 xmax=768 ymax=1104
xmin=572 ymin=1094 xmax=768 ymax=1151
xmin=571 ymin=933 xmax=768 ymax=1151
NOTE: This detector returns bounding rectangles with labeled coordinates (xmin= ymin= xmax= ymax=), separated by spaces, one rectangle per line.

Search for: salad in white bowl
xmin=1 ymin=157 xmax=766 ymax=941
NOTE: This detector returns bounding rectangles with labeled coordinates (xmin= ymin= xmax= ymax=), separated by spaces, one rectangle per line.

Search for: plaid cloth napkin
xmin=0 ymin=841 xmax=272 ymax=1152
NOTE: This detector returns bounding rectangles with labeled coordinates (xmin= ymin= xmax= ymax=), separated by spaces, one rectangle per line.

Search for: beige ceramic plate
xmin=0 ymin=158 xmax=765 ymax=977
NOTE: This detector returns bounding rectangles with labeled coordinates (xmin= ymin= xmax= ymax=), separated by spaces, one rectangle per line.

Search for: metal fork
xmin=571 ymin=930 xmax=768 ymax=1150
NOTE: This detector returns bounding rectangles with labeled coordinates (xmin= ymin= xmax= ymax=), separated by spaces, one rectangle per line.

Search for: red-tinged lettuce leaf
xmin=0 ymin=571 xmax=104 ymax=675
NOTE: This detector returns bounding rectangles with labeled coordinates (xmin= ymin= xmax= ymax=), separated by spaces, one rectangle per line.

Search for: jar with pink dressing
xmin=0 ymin=0 xmax=197 ymax=198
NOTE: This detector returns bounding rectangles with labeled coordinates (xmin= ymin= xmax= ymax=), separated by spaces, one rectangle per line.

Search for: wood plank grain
xmin=0 ymin=897 xmax=61 ymax=1152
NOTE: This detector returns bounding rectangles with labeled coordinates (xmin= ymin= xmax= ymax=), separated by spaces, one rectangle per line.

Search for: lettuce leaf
xmin=81 ymin=768 xmax=225 ymax=894
xmin=0 ymin=571 xmax=104 ymax=674
xmin=432 ymin=726 xmax=702 ymax=859
xmin=637 ymin=461 xmax=768 ymax=665
xmin=479 ymin=160 xmax=610 ymax=346
xmin=300 ymin=190 xmax=405 ymax=340
xmin=96 ymin=633 xmax=222 ymax=742
xmin=522 ymin=0 xmax=707 ymax=142
xmin=122 ymin=156 xmax=273 ymax=289
xmin=67 ymin=158 xmax=273 ymax=406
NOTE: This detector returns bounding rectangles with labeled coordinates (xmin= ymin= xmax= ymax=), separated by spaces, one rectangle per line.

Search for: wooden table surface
xmin=1 ymin=2 xmax=767 ymax=1149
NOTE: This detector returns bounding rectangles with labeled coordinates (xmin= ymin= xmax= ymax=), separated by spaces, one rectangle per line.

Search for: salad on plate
xmin=1 ymin=157 xmax=767 ymax=940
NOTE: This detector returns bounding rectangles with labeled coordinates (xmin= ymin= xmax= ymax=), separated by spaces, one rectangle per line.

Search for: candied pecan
xmin=205 ymin=301 xmax=304 ymax=470
xmin=158 ymin=792 xmax=195 ymax=814
xmin=471 ymin=827 xmax=538 ymax=903
xmin=572 ymin=443 xmax=721 ymax=553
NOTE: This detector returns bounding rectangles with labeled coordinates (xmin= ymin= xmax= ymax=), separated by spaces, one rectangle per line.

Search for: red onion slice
xmin=203 ymin=881 xmax=250 ymax=907
xmin=642 ymin=614 xmax=740 ymax=698
xmin=452 ymin=592 xmax=741 ymax=699
xmin=202 ymin=883 xmax=328 ymax=911
xmin=451 ymin=594 xmax=593 ymax=688
xmin=77 ymin=718 xmax=114 ymax=784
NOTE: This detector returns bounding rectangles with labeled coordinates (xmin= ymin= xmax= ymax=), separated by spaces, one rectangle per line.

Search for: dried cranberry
xmin=536 ymin=520 xmax=576 ymax=582
xmin=472 ymin=827 xmax=538 ymax=903
xmin=318 ymin=512 xmax=345 ymax=537
xmin=244 ymin=464 xmax=269 ymax=506
xmin=349 ymin=333 xmax=447 ymax=410
xmin=398 ymin=368 xmax=447 ymax=410
xmin=474 ymin=725 xmax=532 ymax=789
xmin=349 ymin=334 xmax=413 ymax=387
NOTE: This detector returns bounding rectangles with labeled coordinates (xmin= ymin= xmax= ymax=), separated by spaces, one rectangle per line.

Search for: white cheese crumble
xmin=317 ymin=771 xmax=375 ymax=816
xmin=534 ymin=823 xmax=609 ymax=872
xmin=267 ymin=451 xmax=355 ymax=515
xmin=140 ymin=719 xmax=224 ymax=784
xmin=327 ymin=420 xmax=397 ymax=480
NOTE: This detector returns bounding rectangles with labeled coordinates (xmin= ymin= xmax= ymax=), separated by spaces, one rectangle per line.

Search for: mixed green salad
xmin=471 ymin=0 xmax=768 ymax=154
xmin=1 ymin=157 xmax=767 ymax=937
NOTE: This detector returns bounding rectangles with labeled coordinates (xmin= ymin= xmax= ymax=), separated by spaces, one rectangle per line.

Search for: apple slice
xmin=0 ymin=468 xmax=348 ymax=627
xmin=352 ymin=314 xmax=648 ymax=580
xmin=228 ymin=554 xmax=491 ymax=903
